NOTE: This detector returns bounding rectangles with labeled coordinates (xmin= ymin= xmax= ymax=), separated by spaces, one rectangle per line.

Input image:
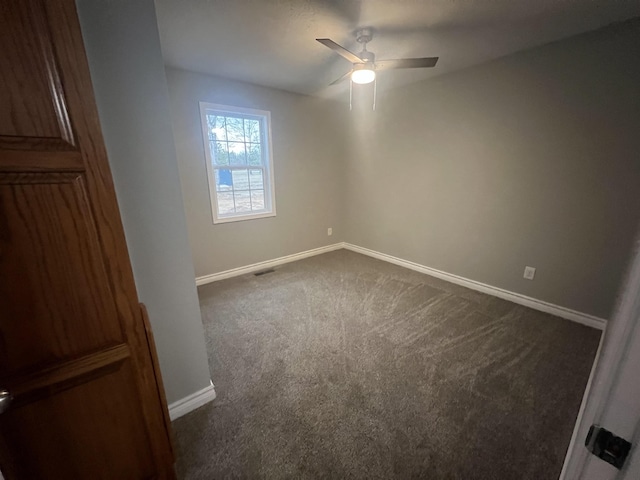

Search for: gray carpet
xmin=173 ymin=250 xmax=601 ymax=479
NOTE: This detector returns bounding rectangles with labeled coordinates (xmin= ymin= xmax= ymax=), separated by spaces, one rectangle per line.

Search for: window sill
xmin=213 ymin=211 xmax=276 ymax=224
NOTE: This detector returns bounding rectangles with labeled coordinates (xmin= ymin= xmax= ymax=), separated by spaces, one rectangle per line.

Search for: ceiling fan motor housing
xmin=359 ymin=50 xmax=375 ymax=64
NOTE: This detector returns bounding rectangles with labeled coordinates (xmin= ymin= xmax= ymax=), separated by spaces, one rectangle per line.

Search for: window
xmin=199 ymin=103 xmax=276 ymax=223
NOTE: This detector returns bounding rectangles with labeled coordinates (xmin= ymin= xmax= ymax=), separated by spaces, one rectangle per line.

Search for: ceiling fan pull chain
xmin=349 ymin=78 xmax=353 ymax=111
xmin=373 ymin=76 xmax=377 ymax=111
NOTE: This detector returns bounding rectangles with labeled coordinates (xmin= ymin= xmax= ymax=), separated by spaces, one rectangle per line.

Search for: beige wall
xmin=344 ymin=19 xmax=640 ymax=319
xmin=166 ymin=68 xmax=347 ymax=278
xmin=77 ymin=0 xmax=212 ymax=404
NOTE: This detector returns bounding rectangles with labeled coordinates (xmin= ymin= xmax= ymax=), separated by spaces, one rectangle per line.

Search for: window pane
xmin=251 ymin=190 xmax=265 ymax=210
xmin=247 ymin=144 xmax=261 ymax=166
xmin=206 ymin=115 xmax=215 ymax=140
xmin=225 ymin=116 xmax=244 ymax=142
xmin=211 ymin=141 xmax=229 ymax=165
xmin=217 ymin=191 xmax=234 ymax=215
xmin=233 ymin=191 xmax=251 ymax=212
xmin=215 ymin=169 xmax=233 ymax=191
xmin=231 ymin=169 xmax=249 ymax=191
xmin=228 ymin=142 xmax=246 ymax=165
xmin=208 ymin=115 xmax=227 ymax=141
xmin=244 ymin=118 xmax=261 ymax=143
xmin=249 ymin=169 xmax=263 ymax=189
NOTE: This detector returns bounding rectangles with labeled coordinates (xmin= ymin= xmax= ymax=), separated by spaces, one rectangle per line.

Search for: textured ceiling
xmin=155 ymin=0 xmax=640 ymax=97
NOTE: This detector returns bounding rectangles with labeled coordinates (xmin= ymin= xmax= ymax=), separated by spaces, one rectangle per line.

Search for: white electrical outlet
xmin=523 ymin=266 xmax=536 ymax=280
xmin=327 ymin=227 xmax=333 ymax=236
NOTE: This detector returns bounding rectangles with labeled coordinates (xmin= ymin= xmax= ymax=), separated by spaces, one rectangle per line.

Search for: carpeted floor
xmin=173 ymin=250 xmax=601 ymax=479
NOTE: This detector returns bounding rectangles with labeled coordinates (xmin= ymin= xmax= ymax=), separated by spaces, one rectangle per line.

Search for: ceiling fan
xmin=317 ymin=27 xmax=439 ymax=86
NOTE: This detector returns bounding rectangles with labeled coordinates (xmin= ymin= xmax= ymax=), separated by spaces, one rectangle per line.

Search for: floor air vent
xmin=254 ymin=269 xmax=275 ymax=276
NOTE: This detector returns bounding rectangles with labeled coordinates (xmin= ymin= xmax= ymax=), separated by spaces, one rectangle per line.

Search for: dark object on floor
xmin=174 ymin=250 xmax=601 ymax=479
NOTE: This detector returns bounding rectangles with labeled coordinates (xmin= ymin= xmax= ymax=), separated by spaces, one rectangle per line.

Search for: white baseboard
xmin=195 ymin=243 xmax=344 ymax=286
xmin=559 ymin=330 xmax=605 ymax=479
xmin=194 ymin=241 xmax=607 ymax=330
xmin=343 ymin=243 xmax=607 ymax=330
xmin=168 ymin=380 xmax=216 ymax=421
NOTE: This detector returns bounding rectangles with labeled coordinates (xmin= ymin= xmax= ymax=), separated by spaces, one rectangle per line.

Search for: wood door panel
xmin=0 ymin=172 xmax=123 ymax=374
xmin=0 ymin=0 xmax=176 ymax=476
xmin=0 ymin=361 xmax=156 ymax=479
xmin=7 ymin=344 xmax=130 ymax=408
xmin=0 ymin=150 xmax=83 ymax=172
xmin=0 ymin=0 xmax=74 ymax=148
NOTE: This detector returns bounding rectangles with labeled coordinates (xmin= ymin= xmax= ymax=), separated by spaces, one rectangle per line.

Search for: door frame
xmin=560 ymin=240 xmax=640 ymax=479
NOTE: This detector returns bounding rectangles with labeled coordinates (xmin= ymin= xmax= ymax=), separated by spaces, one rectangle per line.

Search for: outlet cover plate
xmin=524 ymin=266 xmax=536 ymax=280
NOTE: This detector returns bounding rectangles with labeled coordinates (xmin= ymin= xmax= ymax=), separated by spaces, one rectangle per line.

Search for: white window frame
xmin=199 ymin=102 xmax=277 ymax=224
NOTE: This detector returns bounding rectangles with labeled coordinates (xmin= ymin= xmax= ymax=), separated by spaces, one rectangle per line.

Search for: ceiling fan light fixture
xmin=351 ymin=65 xmax=376 ymax=84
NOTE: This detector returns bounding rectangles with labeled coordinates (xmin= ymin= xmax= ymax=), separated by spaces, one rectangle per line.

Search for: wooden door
xmin=0 ymin=0 xmax=175 ymax=478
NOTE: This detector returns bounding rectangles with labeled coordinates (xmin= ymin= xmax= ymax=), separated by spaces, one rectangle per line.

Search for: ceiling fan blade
xmin=376 ymin=57 xmax=439 ymax=70
xmin=329 ymin=70 xmax=353 ymax=86
xmin=316 ymin=38 xmax=363 ymax=64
